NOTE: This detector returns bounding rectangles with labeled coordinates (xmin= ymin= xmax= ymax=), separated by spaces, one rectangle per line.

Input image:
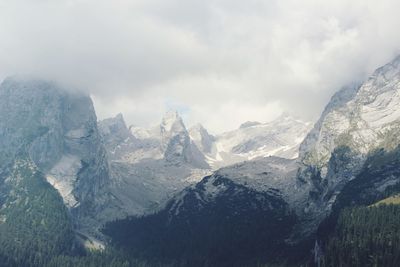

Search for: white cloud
xmin=1 ymin=0 xmax=400 ymax=133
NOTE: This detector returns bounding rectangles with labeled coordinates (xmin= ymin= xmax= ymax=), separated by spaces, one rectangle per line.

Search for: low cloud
xmin=1 ymin=0 xmax=400 ymax=133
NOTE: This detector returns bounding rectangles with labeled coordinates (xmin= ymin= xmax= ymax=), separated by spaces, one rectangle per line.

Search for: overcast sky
xmin=1 ymin=0 xmax=400 ymax=133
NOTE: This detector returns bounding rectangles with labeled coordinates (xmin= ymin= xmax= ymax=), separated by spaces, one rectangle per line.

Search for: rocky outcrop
xmin=0 ymin=77 xmax=110 ymax=233
xmin=296 ymin=55 xmax=400 ymax=235
xmin=98 ymin=111 xmax=211 ymax=218
xmin=107 ymin=55 xmax=400 ymax=257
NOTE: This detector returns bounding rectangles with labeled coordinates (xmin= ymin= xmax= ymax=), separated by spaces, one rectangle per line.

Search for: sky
xmin=1 ymin=0 xmax=400 ymax=134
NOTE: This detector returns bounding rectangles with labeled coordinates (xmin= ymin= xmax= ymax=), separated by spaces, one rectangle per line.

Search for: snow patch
xmin=46 ymin=154 xmax=82 ymax=208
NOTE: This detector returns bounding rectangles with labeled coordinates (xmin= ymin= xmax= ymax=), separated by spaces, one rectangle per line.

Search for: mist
xmin=1 ymin=0 xmax=400 ymax=133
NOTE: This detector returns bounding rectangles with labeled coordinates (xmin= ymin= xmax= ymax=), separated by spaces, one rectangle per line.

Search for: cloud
xmin=1 ymin=0 xmax=400 ymax=133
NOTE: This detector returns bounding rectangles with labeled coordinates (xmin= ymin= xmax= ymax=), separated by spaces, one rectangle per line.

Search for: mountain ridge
xmin=102 ymin=54 xmax=400 ymax=265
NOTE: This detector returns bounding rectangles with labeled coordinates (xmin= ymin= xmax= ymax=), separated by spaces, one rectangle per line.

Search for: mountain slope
xmin=0 ymin=77 xmax=111 ymax=236
xmin=191 ymin=114 xmax=312 ymax=168
xmin=97 ymin=113 xmax=139 ymax=161
xmin=317 ymin=145 xmax=400 ymax=266
xmin=0 ymin=154 xmax=77 ymax=267
xmin=98 ymin=112 xmax=211 ymax=217
xmin=103 ymin=158 xmax=300 ymax=266
xmin=301 ymin=55 xmax=400 ymax=170
xmin=103 ymin=157 xmax=317 ymax=266
xmin=296 ymin=55 xmax=400 ymax=235
xmin=102 ymin=55 xmax=400 ymax=266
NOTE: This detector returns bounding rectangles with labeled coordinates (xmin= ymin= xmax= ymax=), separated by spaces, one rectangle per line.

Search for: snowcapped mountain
xmin=189 ymin=114 xmax=312 ymax=168
xmin=97 ymin=110 xmax=311 ymax=218
xmin=3 ymin=55 xmax=400 ymax=266
xmin=298 ymin=55 xmax=400 ymax=213
xmin=98 ymin=111 xmax=211 ymax=217
xmin=123 ymin=111 xmax=209 ymax=168
xmin=103 ymin=55 xmax=400 ymax=263
xmin=288 ymin=55 xmax=400 ymax=236
xmin=301 ymin=55 xmax=400 ymax=171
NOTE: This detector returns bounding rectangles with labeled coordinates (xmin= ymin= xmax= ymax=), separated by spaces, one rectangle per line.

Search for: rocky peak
xmin=99 ymin=114 xmax=129 ymax=136
xmin=295 ymin=55 xmax=400 ymax=231
xmin=156 ymin=111 xmax=207 ymax=168
xmin=0 ymin=77 xmax=110 ymax=230
xmin=98 ymin=114 xmax=138 ymax=160
xmin=189 ymin=123 xmax=215 ymax=154
xmin=98 ymin=114 xmax=131 ymax=141
xmin=300 ymin=55 xmax=400 ymax=171
xmin=160 ymin=111 xmax=185 ymax=134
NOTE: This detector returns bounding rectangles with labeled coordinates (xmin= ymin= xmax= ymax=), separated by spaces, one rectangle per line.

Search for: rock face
xmin=4 ymin=54 xmax=400 ymax=264
xmin=160 ymin=111 xmax=209 ymax=169
xmin=98 ymin=111 xmax=211 ymax=217
xmin=188 ymin=123 xmax=215 ymax=154
xmin=301 ymin=55 xmax=400 ymax=170
xmin=99 ymin=111 xmax=311 ymax=218
xmin=0 ymin=77 xmax=110 ymax=232
xmin=296 ymin=55 xmax=400 ymax=234
xmin=97 ymin=113 xmax=138 ymax=161
xmin=102 ymin=55 xmax=400 ymax=263
xmin=192 ymin=114 xmax=312 ymax=169
xmin=119 ymin=111 xmax=209 ymax=168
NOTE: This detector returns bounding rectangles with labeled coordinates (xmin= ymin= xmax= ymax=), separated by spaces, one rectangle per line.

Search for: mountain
xmin=0 ymin=77 xmax=112 ymax=255
xmin=301 ymin=56 xmax=400 ymax=167
xmin=160 ymin=111 xmax=209 ymax=168
xmin=0 ymin=77 xmax=182 ymax=266
xmin=97 ymin=113 xmax=139 ymax=161
xmin=99 ymin=111 xmax=311 ymax=218
xmin=296 ymin=55 xmax=400 ymax=234
xmin=126 ymin=111 xmax=209 ymax=168
xmin=3 ymin=54 xmax=400 ymax=266
xmin=188 ymin=123 xmax=215 ymax=155
xmin=98 ymin=111 xmax=211 ymax=218
xmin=130 ymin=113 xmax=311 ymax=169
xmin=191 ymin=114 xmax=312 ymax=168
xmin=312 ymin=144 xmax=400 ymax=267
xmin=103 ymin=157 xmax=301 ymax=267
xmin=103 ymin=55 xmax=400 ymax=266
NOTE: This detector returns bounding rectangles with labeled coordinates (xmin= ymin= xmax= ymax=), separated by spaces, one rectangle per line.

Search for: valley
xmin=1 ymin=55 xmax=400 ymax=266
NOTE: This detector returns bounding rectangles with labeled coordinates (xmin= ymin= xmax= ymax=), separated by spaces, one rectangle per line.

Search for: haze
xmin=1 ymin=0 xmax=400 ymax=133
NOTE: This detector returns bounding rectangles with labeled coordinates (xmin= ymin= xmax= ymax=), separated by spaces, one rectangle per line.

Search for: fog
xmin=1 ymin=0 xmax=400 ymax=133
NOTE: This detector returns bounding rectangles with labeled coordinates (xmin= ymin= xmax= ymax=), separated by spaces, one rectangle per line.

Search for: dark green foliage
xmin=314 ymin=146 xmax=400 ymax=266
xmin=44 ymin=250 xmax=133 ymax=267
xmin=103 ymin=176 xmax=299 ymax=267
xmin=333 ymin=146 xmax=400 ymax=212
xmin=322 ymin=205 xmax=400 ymax=267
xmin=318 ymin=146 xmax=400 ymax=243
xmin=0 ymin=156 xmax=152 ymax=267
xmin=0 ymin=157 xmax=76 ymax=267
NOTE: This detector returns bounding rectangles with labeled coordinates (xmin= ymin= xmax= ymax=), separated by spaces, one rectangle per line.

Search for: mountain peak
xmin=189 ymin=123 xmax=215 ymax=155
xmin=0 ymin=76 xmax=110 ymax=216
xmin=367 ymin=54 xmax=400 ymax=85
xmin=115 ymin=112 xmax=124 ymax=122
xmin=161 ymin=110 xmax=185 ymax=133
xmin=98 ymin=113 xmax=130 ymax=137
